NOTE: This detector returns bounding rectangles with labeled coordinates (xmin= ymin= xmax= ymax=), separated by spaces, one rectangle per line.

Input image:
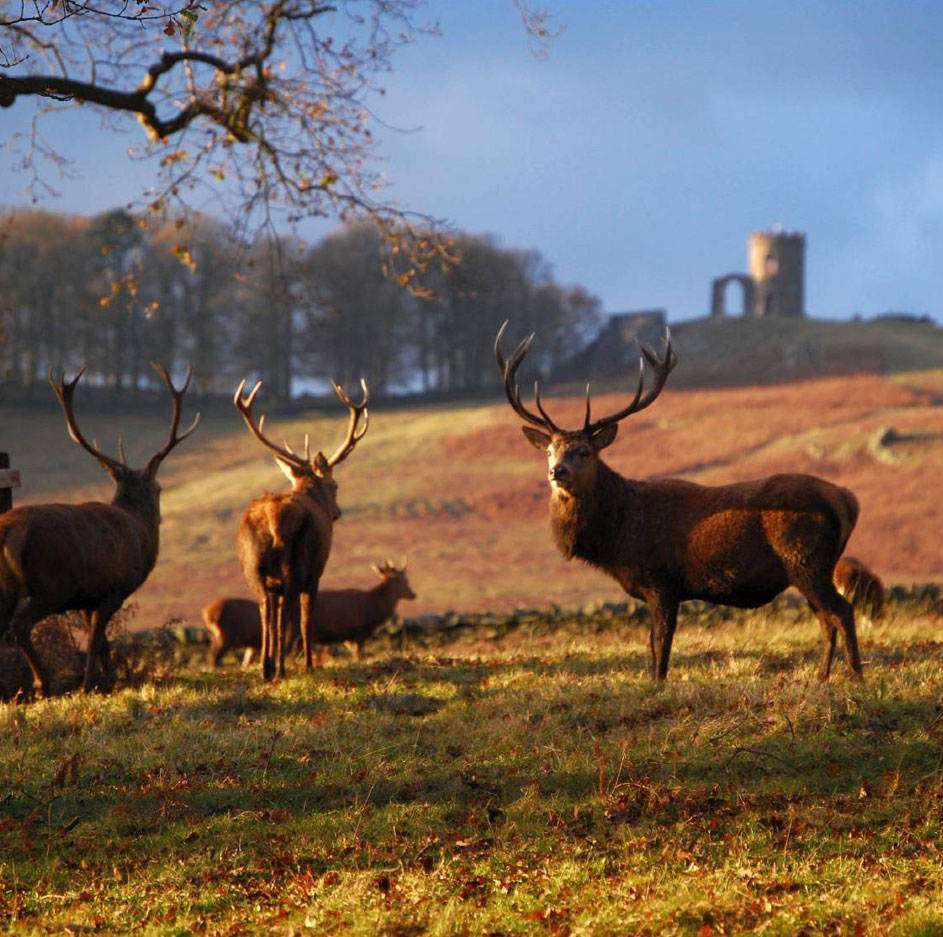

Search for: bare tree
xmin=1 ymin=1 xmax=449 ymax=275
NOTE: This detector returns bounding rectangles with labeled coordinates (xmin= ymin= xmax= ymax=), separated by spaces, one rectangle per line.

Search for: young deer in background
xmin=0 ymin=365 xmax=199 ymax=695
xmin=495 ymin=322 xmax=863 ymax=682
xmin=834 ymin=556 xmax=885 ymax=625
xmin=234 ymin=378 xmax=369 ymax=681
xmin=203 ymin=559 xmax=416 ymax=667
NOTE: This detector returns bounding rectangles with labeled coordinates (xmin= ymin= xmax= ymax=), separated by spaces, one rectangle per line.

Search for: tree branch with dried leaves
xmin=1 ymin=0 xmax=458 ymax=281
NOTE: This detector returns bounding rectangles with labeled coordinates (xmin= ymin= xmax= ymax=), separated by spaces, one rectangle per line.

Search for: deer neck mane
xmin=294 ymin=476 xmax=334 ymax=514
xmin=108 ymin=485 xmax=162 ymax=567
xmin=550 ymin=460 xmax=632 ymax=567
xmin=368 ymin=579 xmax=398 ymax=616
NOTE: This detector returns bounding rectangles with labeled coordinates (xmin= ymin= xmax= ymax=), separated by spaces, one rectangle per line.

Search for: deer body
xmin=0 ymin=366 xmax=197 ymax=695
xmin=234 ymin=377 xmax=368 ymax=681
xmin=308 ymin=562 xmax=416 ymax=659
xmin=203 ymin=597 xmax=261 ymax=667
xmin=205 ymin=561 xmax=415 ymax=666
xmin=556 ymin=468 xmax=858 ymax=608
xmin=496 ymin=323 xmax=862 ymax=682
xmin=236 ymin=484 xmax=334 ymax=678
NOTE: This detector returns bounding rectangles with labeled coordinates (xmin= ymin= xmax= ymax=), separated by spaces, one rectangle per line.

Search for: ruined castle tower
xmin=747 ymin=229 xmax=805 ymax=318
xmin=710 ymin=229 xmax=806 ymax=318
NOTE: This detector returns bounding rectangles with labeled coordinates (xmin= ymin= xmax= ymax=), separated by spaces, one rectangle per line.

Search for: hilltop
xmin=668 ymin=315 xmax=943 ymax=388
xmin=568 ymin=314 xmax=943 ymax=393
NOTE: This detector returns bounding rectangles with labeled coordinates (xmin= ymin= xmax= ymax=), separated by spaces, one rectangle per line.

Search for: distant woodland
xmin=0 ymin=209 xmax=600 ymax=400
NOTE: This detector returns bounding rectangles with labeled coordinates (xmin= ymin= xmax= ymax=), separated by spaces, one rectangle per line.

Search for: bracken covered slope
xmin=3 ymin=369 xmax=941 ymax=628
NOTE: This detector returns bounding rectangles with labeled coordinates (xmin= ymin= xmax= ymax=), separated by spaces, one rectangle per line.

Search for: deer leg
xmin=797 ymin=578 xmax=863 ymax=682
xmin=241 ymin=647 xmax=255 ymax=668
xmin=8 ymin=601 xmax=51 ymax=698
xmin=299 ymin=591 xmax=313 ymax=671
xmin=814 ymin=612 xmax=838 ymax=681
xmin=261 ymin=594 xmax=277 ymax=682
xmin=82 ymin=605 xmax=118 ymax=693
xmin=645 ymin=592 xmax=680 ymax=681
xmin=278 ymin=591 xmax=298 ymax=679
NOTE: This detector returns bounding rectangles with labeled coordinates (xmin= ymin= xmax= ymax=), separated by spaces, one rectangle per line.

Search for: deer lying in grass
xmin=834 ymin=556 xmax=884 ymax=625
xmin=0 ymin=365 xmax=198 ymax=695
xmin=235 ymin=378 xmax=369 ymax=681
xmin=203 ymin=560 xmax=416 ymax=667
xmin=495 ymin=322 xmax=863 ymax=682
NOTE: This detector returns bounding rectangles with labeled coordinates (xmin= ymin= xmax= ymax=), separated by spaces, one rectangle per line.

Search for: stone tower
xmin=748 ymin=229 xmax=805 ymax=318
xmin=710 ymin=228 xmax=806 ymax=318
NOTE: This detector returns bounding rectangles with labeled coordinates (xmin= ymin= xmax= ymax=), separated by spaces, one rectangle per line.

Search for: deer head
xmin=233 ymin=378 xmax=369 ymax=520
xmin=48 ymin=363 xmax=200 ymax=519
xmin=372 ymin=558 xmax=416 ymax=600
xmin=494 ymin=321 xmax=676 ymax=497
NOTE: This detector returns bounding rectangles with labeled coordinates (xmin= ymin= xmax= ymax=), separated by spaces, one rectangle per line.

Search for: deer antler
xmin=325 ymin=379 xmax=370 ymax=468
xmin=146 ymin=363 xmax=201 ymax=474
xmin=494 ymin=320 xmax=562 ymax=433
xmin=48 ymin=368 xmax=126 ymax=473
xmin=583 ymin=332 xmax=677 ymax=434
xmin=495 ymin=321 xmax=677 ymax=436
xmin=233 ymin=379 xmax=309 ymax=468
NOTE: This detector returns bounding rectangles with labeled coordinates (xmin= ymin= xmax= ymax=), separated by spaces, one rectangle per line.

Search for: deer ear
xmin=591 ymin=423 xmax=618 ymax=451
xmin=312 ymin=451 xmax=330 ymax=475
xmin=275 ymin=456 xmax=301 ymax=482
xmin=522 ymin=426 xmax=552 ymax=450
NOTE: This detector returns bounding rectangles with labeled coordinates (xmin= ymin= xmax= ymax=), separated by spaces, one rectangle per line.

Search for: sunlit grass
xmin=3 ymin=601 xmax=943 ymax=936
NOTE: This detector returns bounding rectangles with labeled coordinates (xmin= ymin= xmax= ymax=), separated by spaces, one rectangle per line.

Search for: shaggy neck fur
xmin=550 ymin=460 xmax=633 ymax=569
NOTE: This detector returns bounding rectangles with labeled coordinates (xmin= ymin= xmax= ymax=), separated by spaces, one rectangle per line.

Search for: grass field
xmin=3 ymin=599 xmax=943 ymax=936
xmin=3 ymin=369 xmax=942 ymax=630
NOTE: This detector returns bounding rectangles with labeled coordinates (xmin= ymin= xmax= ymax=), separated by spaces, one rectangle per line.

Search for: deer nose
xmin=550 ymin=464 xmax=569 ymax=481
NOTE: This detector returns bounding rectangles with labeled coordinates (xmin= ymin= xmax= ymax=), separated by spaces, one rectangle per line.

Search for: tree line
xmin=0 ymin=209 xmax=600 ymax=401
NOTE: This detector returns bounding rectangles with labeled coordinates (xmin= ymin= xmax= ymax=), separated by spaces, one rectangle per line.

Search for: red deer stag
xmin=0 ymin=365 xmax=198 ymax=695
xmin=834 ymin=556 xmax=884 ymax=625
xmin=495 ymin=322 xmax=863 ymax=682
xmin=203 ymin=559 xmax=416 ymax=667
xmin=234 ymin=378 xmax=369 ymax=681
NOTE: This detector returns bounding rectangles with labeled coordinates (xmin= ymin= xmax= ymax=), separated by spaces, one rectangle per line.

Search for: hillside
xmin=669 ymin=315 xmax=943 ymax=387
xmin=3 ymin=368 xmax=942 ymax=630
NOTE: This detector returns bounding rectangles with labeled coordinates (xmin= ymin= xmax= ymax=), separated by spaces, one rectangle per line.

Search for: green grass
xmin=3 ymin=601 xmax=943 ymax=936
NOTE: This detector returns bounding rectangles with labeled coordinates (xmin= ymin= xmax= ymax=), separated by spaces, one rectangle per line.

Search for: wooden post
xmin=0 ymin=452 xmax=21 ymax=514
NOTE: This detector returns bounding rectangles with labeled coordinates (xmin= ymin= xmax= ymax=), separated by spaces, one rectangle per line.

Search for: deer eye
xmin=574 ymin=446 xmax=590 ymax=458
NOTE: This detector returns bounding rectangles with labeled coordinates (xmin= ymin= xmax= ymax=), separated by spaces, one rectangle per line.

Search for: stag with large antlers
xmin=495 ymin=322 xmax=863 ymax=682
xmin=234 ymin=378 xmax=369 ymax=681
xmin=0 ymin=365 xmax=199 ymax=695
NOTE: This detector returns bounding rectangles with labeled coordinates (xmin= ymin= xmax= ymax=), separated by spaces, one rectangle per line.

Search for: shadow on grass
xmin=7 ymin=638 xmax=943 ymax=863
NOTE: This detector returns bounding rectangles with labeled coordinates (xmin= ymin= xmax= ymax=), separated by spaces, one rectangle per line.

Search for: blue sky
xmin=3 ymin=1 xmax=943 ymax=322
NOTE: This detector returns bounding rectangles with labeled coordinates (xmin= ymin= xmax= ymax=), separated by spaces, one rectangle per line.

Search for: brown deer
xmin=495 ymin=322 xmax=863 ymax=682
xmin=0 ymin=364 xmax=198 ymax=695
xmin=234 ymin=377 xmax=369 ymax=681
xmin=203 ymin=559 xmax=416 ymax=667
xmin=834 ymin=556 xmax=884 ymax=625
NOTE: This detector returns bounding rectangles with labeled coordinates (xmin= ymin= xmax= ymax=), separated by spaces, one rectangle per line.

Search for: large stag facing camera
xmin=495 ymin=321 xmax=863 ymax=682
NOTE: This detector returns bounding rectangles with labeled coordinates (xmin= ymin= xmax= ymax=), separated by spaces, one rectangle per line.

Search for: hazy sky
xmin=3 ymin=1 xmax=943 ymax=322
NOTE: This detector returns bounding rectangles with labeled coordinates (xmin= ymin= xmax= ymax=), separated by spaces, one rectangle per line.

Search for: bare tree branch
xmin=1 ymin=1 xmax=451 ymax=275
